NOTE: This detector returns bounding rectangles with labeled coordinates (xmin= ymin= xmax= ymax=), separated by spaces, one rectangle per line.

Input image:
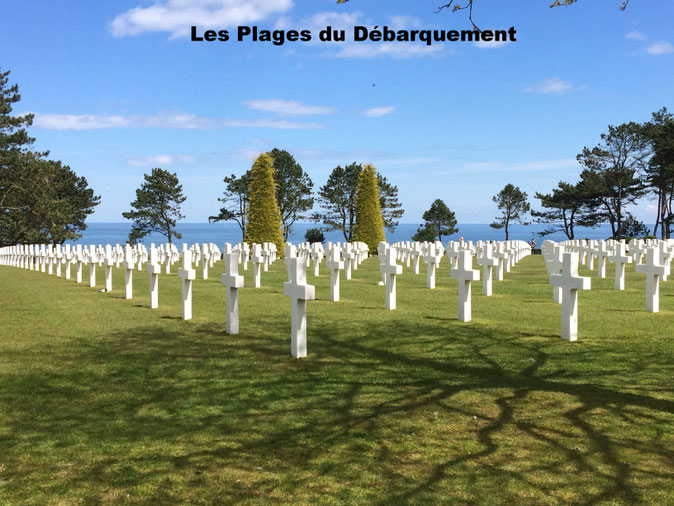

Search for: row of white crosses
xmin=0 ymin=238 xmax=527 ymax=359
xmin=542 ymin=238 xmax=674 ymax=341
xmin=554 ymin=238 xmax=674 ymax=311
xmin=378 ymin=240 xmax=531 ymax=322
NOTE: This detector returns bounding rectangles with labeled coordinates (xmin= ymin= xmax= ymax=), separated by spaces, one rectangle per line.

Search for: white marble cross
xmin=88 ymin=244 xmax=97 ymax=287
xmin=47 ymin=245 xmax=54 ymax=275
xmin=55 ymin=244 xmax=63 ymax=277
xmin=241 ymin=242 xmax=250 ymax=270
xmin=550 ymin=252 xmax=591 ymax=341
xmin=123 ymin=244 xmax=135 ymax=299
xmin=221 ymin=252 xmax=244 ymax=334
xmin=39 ymin=244 xmax=46 ymax=273
xmin=629 ymin=239 xmax=646 ymax=265
xmin=380 ymin=247 xmax=402 ymax=310
xmin=64 ymin=244 xmax=72 ymax=280
xmin=285 ymin=243 xmax=297 ymax=282
xmin=75 ymin=245 xmax=83 ymax=283
xmin=445 ymin=242 xmax=460 ymax=270
xmin=476 ymin=243 xmax=498 ymax=296
xmin=410 ymin=245 xmax=422 ymax=275
xmin=422 ymin=243 xmax=440 ymax=289
xmin=251 ymin=243 xmax=264 ymax=288
xmin=635 ymin=247 xmax=667 ymax=312
xmin=147 ymin=244 xmax=161 ymax=309
xmin=608 ymin=241 xmax=632 ymax=290
xmin=658 ymin=241 xmax=673 ymax=282
xmin=585 ymin=240 xmax=597 ymax=270
xmin=325 ymin=244 xmax=344 ymax=302
xmin=114 ymin=244 xmax=122 ymax=268
xmin=178 ymin=245 xmax=196 ymax=320
xmin=164 ymin=245 xmax=172 ymax=275
xmin=342 ymin=243 xmax=355 ymax=280
xmin=493 ymin=243 xmax=508 ymax=281
xmin=450 ymin=249 xmax=480 ymax=322
xmin=595 ymin=241 xmax=610 ymax=279
xmin=283 ymin=257 xmax=315 ymax=358
xmin=104 ymin=244 xmax=114 ymax=292
xmin=263 ymin=243 xmax=272 ymax=272
xmin=201 ymin=243 xmax=209 ymax=280
xmin=546 ymin=245 xmax=564 ymax=304
xmin=311 ymin=243 xmax=324 ymax=277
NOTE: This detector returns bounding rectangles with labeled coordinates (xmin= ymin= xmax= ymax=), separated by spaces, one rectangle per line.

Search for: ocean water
xmin=65 ymin=222 xmax=628 ymax=247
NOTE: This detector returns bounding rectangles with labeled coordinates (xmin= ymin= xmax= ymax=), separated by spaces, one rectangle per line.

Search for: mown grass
xmin=0 ymin=253 xmax=673 ymax=505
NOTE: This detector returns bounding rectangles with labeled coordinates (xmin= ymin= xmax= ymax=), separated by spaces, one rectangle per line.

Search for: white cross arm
xmin=284 ymin=282 xmax=315 ymax=301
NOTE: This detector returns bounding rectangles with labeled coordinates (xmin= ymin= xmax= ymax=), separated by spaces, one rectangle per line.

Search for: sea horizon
xmin=63 ymin=222 xmax=641 ymax=247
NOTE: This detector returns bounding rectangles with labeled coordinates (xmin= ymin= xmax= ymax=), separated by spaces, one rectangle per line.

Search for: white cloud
xmin=645 ymin=41 xmax=674 ymax=55
xmin=128 ymin=154 xmax=196 ymax=167
xmin=473 ymin=29 xmax=512 ymax=49
xmin=524 ymin=78 xmax=583 ymax=95
xmin=275 ymin=11 xmax=362 ymax=34
xmin=31 ymin=112 xmax=322 ymax=130
xmin=110 ymin=0 xmax=293 ymax=38
xmin=362 ymin=106 xmax=395 ymax=118
xmin=474 ymin=39 xmax=510 ymax=49
xmin=276 ymin=11 xmax=440 ymax=59
xmin=336 ymin=42 xmax=442 ymax=59
xmin=222 ymin=118 xmax=322 ymax=129
xmin=626 ymin=30 xmax=648 ymax=41
xmin=244 ymin=99 xmax=336 ymax=115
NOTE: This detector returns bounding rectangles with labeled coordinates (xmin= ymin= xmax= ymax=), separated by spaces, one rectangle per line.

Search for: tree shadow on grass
xmin=0 ymin=316 xmax=673 ymax=504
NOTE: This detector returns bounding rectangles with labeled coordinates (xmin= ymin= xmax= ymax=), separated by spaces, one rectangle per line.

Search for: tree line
xmin=0 ymin=68 xmax=100 ymax=247
xmin=533 ymin=111 xmax=674 ymax=240
xmin=126 ymin=153 xmax=392 ymax=254
xmin=2 ymin=68 xmax=672 ymax=248
xmin=207 ymin=155 xmax=404 ymax=243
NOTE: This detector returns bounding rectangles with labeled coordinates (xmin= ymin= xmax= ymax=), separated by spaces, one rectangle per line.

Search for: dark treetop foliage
xmin=620 ymin=212 xmax=651 ymax=240
xmin=270 ymin=148 xmax=314 ymax=240
xmin=0 ymin=68 xmax=35 ymax=153
xmin=532 ymin=180 xmax=599 ymax=240
xmin=1 ymin=68 xmax=99 ymax=246
xmin=313 ymin=162 xmax=403 ymax=242
xmin=641 ymin=108 xmax=674 ymax=239
xmin=1 ymin=153 xmax=99 ymax=246
xmin=209 ymin=171 xmax=252 ymax=239
xmin=490 ymin=184 xmax=530 ymax=241
xmin=304 ymin=227 xmax=325 ymax=244
xmin=122 ymin=168 xmax=186 ymax=244
xmin=577 ymin=122 xmax=649 ymax=240
xmin=417 ymin=198 xmax=458 ymax=242
xmin=411 ymin=223 xmax=439 ymax=243
xmin=209 ymin=148 xmax=312 ymax=241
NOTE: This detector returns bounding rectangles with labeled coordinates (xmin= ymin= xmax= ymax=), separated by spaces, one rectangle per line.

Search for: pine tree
xmin=245 ymin=153 xmax=284 ymax=255
xmin=313 ymin=162 xmax=403 ymax=241
xmin=353 ymin=164 xmax=386 ymax=253
xmin=122 ymin=168 xmax=186 ymax=244
xmin=490 ymin=183 xmax=530 ymax=240
xmin=1 ymin=68 xmax=100 ymax=246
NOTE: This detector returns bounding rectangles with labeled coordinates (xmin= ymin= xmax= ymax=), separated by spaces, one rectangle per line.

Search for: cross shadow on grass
xmin=1 ymin=314 xmax=673 ymax=504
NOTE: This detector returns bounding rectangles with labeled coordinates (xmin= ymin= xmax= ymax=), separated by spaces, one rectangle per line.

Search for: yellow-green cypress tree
xmin=353 ymin=164 xmax=386 ymax=253
xmin=245 ymin=153 xmax=284 ymax=255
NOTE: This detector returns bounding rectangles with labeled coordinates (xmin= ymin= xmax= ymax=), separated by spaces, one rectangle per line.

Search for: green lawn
xmin=1 ymin=254 xmax=673 ymax=504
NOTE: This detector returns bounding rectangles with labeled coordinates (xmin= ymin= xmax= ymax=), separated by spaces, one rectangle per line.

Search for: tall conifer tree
xmin=245 ymin=153 xmax=284 ymax=255
xmin=353 ymin=164 xmax=386 ymax=253
xmin=122 ymin=168 xmax=186 ymax=244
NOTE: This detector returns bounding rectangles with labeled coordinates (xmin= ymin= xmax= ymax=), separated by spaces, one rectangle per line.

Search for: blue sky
xmin=2 ymin=0 xmax=673 ymax=224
